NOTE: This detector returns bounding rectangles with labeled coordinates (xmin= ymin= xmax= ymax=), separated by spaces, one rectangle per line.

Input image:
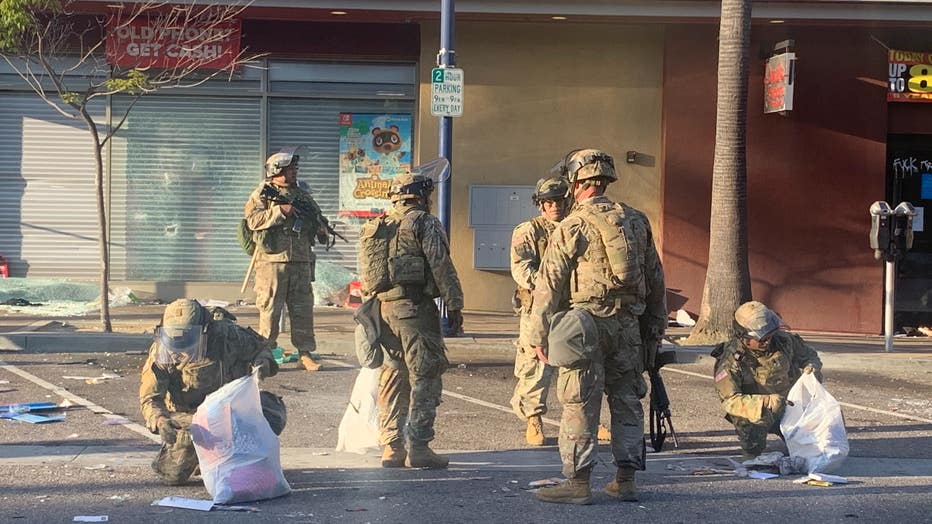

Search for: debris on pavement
xmin=528 ymin=478 xmax=563 ymax=489
xmin=272 ymin=347 xmax=299 ymax=365
xmin=102 ymin=416 xmax=132 ymax=425
xmin=793 ymin=472 xmax=849 ymax=487
xmin=62 ymin=373 xmax=121 ymax=384
xmin=1 ymin=401 xmax=59 ymax=413
xmin=73 ymin=517 xmax=108 ymax=522
xmin=151 ymin=496 xmax=214 ymax=511
xmin=747 ymin=471 xmax=779 ymax=480
xmin=4 ymin=412 xmax=65 ymax=423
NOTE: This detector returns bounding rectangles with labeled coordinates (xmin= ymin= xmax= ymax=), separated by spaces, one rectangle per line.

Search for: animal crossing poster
xmin=338 ymin=113 xmax=413 ymax=217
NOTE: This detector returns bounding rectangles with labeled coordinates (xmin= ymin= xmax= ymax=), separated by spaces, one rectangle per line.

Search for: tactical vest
xmin=514 ymin=216 xmax=556 ymax=309
xmin=358 ymin=209 xmax=434 ymax=301
xmin=570 ymin=201 xmax=646 ymax=311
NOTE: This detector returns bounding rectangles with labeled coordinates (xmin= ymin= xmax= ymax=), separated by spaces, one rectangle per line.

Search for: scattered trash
xmin=528 ymin=478 xmax=563 ymax=488
xmin=214 ymin=505 xmax=260 ymax=513
xmin=793 ymin=472 xmax=849 ymax=487
xmin=125 ymin=350 xmax=147 ymax=355
xmin=279 ymin=385 xmax=307 ymax=393
xmin=62 ymin=373 xmax=121 ymax=384
xmin=747 ymin=471 xmax=779 ymax=480
xmin=67 ymin=433 xmax=80 ymax=439
xmin=151 ymin=496 xmax=213 ymax=512
xmin=103 ymin=416 xmax=132 ymax=425
xmin=271 ymin=347 xmax=299 ymax=365
xmin=1 ymin=401 xmax=59 ymax=413
xmin=674 ymin=309 xmax=696 ymax=327
xmin=109 ymin=494 xmax=131 ymax=501
xmin=314 ymin=261 xmax=355 ymax=306
xmin=311 ymin=452 xmax=329 ymax=456
xmin=4 ymin=413 xmax=65 ymax=424
xmin=0 ymin=380 xmax=9 ymax=384
xmin=60 ymin=399 xmax=75 ymax=408
xmin=73 ymin=517 xmax=108 ymax=523
xmin=198 ymin=299 xmax=230 ymax=309
xmin=457 ymin=363 xmax=467 ymax=369
xmin=3 ymin=298 xmax=44 ymax=306
xmin=0 ymin=389 xmax=16 ymax=394
xmin=690 ymin=468 xmax=735 ymax=476
xmin=345 ymin=508 xmax=368 ymax=512
xmin=84 ymin=464 xmax=110 ymax=471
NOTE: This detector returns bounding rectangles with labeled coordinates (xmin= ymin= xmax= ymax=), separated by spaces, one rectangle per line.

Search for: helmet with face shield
xmin=153 ymin=299 xmax=209 ymax=366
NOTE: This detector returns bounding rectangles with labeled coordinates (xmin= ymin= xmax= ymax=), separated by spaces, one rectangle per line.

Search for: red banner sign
xmin=106 ymin=18 xmax=241 ymax=70
xmin=888 ymin=49 xmax=932 ymax=102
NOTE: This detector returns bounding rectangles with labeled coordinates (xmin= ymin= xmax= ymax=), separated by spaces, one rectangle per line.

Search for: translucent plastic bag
xmin=779 ymin=373 xmax=849 ymax=474
xmin=190 ymin=370 xmax=291 ymax=503
xmin=335 ymin=367 xmax=381 ymax=454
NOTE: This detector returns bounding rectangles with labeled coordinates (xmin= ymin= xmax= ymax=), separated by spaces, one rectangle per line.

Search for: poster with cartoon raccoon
xmin=338 ymin=113 xmax=413 ymax=217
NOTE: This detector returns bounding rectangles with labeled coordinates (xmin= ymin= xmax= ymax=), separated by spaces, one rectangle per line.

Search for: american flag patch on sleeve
xmin=714 ymin=369 xmax=728 ymax=382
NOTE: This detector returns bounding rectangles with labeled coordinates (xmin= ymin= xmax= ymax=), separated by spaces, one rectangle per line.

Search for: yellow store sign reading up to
xmin=888 ymin=49 xmax=932 ymax=102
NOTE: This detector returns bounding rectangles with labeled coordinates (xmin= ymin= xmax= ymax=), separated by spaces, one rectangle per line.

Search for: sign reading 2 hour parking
xmin=431 ymin=67 xmax=464 ymax=117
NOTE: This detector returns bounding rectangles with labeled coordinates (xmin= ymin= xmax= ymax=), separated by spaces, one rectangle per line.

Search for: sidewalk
xmin=2 ymin=304 xmax=931 ymax=371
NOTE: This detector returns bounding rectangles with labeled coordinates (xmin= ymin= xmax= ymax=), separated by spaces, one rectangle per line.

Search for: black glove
xmin=253 ymin=359 xmax=271 ymax=379
xmin=157 ymin=416 xmax=182 ymax=446
xmin=445 ymin=309 xmax=464 ymax=336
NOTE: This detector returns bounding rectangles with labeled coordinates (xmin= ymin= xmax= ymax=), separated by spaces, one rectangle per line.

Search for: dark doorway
xmin=887 ymin=134 xmax=932 ymax=330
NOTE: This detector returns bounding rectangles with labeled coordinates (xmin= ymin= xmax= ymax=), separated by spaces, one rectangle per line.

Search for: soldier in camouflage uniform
xmin=510 ymin=176 xmax=569 ymax=446
xmin=244 ymin=150 xmax=329 ymax=372
xmin=358 ymin=171 xmax=464 ymax=469
xmin=140 ymin=299 xmax=283 ymax=485
xmin=528 ymin=149 xmax=667 ymax=505
xmin=712 ymin=301 xmax=823 ymax=460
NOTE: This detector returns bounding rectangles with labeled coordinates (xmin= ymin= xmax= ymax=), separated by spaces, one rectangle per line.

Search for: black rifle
xmin=260 ymin=184 xmax=347 ymax=249
xmin=648 ymin=347 xmax=679 ymax=452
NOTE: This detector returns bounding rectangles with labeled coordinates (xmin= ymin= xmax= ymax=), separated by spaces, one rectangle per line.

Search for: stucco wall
xmin=417 ymin=21 xmax=665 ymax=312
xmin=662 ymin=25 xmax=887 ymax=334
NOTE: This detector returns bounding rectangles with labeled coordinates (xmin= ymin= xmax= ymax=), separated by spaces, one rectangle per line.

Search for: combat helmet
xmin=734 ymin=301 xmax=784 ymax=341
xmin=388 ymin=173 xmax=435 ymax=203
xmin=554 ymin=148 xmax=617 ymax=184
xmin=265 ymin=148 xmax=300 ymax=178
xmin=532 ymin=176 xmax=570 ymax=205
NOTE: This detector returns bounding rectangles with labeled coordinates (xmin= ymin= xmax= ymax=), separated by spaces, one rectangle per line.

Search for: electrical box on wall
xmin=469 ymin=185 xmax=537 ymax=270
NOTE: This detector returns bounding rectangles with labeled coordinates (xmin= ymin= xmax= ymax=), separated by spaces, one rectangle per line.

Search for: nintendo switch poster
xmin=338 ymin=113 xmax=413 ymax=217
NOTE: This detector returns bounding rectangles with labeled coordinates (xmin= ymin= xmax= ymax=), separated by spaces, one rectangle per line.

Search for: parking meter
xmin=893 ymin=201 xmax=916 ymax=252
xmin=869 ymin=201 xmax=893 ymax=260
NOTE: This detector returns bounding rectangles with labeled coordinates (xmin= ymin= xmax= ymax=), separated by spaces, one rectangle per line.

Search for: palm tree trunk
xmin=685 ymin=0 xmax=753 ymax=345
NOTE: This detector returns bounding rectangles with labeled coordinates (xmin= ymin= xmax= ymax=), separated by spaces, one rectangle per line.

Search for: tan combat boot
xmin=405 ymin=442 xmax=449 ymax=469
xmin=604 ymin=466 xmax=638 ymax=501
xmin=535 ymin=469 xmax=592 ymax=505
xmin=381 ymin=442 xmax=407 ymax=468
xmin=526 ymin=415 xmax=545 ymax=446
xmin=299 ymin=353 xmax=322 ymax=372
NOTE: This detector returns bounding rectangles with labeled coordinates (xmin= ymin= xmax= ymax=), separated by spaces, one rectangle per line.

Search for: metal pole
xmin=884 ymin=259 xmax=895 ymax=352
xmin=438 ymin=0 xmax=455 ymax=236
xmin=438 ymin=0 xmax=458 ymax=336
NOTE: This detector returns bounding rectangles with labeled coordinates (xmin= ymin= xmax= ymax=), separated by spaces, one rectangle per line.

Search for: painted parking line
xmin=322 ymin=358 xmax=562 ymax=427
xmin=663 ymin=366 xmax=932 ymax=425
xmin=0 ymin=360 xmax=160 ymax=444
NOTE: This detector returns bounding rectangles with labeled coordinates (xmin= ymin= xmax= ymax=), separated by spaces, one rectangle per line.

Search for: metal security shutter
xmin=109 ymin=96 xmax=261 ymax=281
xmin=0 ymin=93 xmax=105 ymax=278
xmin=268 ymin=98 xmax=415 ymax=272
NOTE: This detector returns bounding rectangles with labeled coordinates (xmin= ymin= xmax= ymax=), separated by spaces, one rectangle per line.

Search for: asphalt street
xmin=0 ymin=306 xmax=931 ymax=523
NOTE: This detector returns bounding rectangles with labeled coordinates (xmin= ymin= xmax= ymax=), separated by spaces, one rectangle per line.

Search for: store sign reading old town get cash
xmin=888 ymin=49 xmax=932 ymax=102
xmin=106 ymin=18 xmax=242 ymax=70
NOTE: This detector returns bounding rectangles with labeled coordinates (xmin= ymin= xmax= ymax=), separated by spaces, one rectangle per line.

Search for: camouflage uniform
xmin=362 ymin=200 xmax=464 ymax=450
xmin=139 ymin=306 xmax=279 ymax=485
xmin=244 ymin=183 xmax=325 ymax=357
xmin=510 ymin=216 xmax=558 ymax=420
xmin=528 ymin=195 xmax=666 ymax=479
xmin=712 ymin=331 xmax=822 ymax=457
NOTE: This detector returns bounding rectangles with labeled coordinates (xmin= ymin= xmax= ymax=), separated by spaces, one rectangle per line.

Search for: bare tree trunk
xmin=82 ymin=109 xmax=112 ymax=333
xmin=685 ymin=0 xmax=753 ymax=345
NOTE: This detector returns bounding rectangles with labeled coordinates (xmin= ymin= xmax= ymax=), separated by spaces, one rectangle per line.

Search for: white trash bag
xmin=335 ymin=367 xmax=381 ymax=454
xmin=190 ymin=370 xmax=291 ymax=503
xmin=779 ymin=372 xmax=849 ymax=474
